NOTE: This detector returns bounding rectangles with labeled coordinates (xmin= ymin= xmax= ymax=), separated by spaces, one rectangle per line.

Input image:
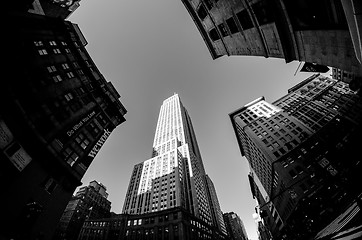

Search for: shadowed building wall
xmin=1 ymin=12 xmax=127 ymax=240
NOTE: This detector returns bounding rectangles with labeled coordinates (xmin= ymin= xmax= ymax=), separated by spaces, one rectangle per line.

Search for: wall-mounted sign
xmin=5 ymin=142 xmax=32 ymax=172
xmin=66 ymin=110 xmax=96 ymax=138
xmin=0 ymin=119 xmax=32 ymax=171
xmin=87 ymin=129 xmax=111 ymax=159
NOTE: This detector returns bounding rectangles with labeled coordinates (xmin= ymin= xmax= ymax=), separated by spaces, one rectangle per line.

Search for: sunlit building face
xmin=122 ymin=94 xmax=218 ymax=227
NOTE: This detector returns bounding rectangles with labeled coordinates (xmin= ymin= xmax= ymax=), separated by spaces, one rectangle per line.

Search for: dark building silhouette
xmin=54 ymin=181 xmax=111 ymax=240
xmin=230 ymin=74 xmax=362 ymax=239
xmin=7 ymin=0 xmax=81 ymax=19
xmin=1 ymin=12 xmax=127 ymax=240
xmin=256 ymin=221 xmax=273 ymax=240
xmin=28 ymin=0 xmax=81 ymax=19
xmin=181 ymin=0 xmax=362 ymax=88
xmin=78 ymin=207 xmax=227 ymax=240
xmin=223 ymin=212 xmax=248 ymax=240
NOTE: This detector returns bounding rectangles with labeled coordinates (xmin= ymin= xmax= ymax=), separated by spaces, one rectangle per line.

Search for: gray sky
xmin=69 ymin=0 xmax=314 ymax=239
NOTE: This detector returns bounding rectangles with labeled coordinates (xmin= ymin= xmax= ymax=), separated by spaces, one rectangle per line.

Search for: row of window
xmin=34 ymin=40 xmax=71 ymax=56
xmin=201 ymin=0 xmax=273 ymax=42
xmin=57 ymin=115 xmax=105 ymax=168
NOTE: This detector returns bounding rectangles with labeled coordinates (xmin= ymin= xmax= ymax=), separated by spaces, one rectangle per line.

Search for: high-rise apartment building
xmin=54 ymin=181 xmax=111 ymax=240
xmin=122 ymin=93 xmax=227 ymax=238
xmin=223 ymin=212 xmax=248 ymax=240
xmin=1 ymin=12 xmax=126 ymax=240
xmin=230 ymin=74 xmax=362 ymax=239
xmin=181 ymin=0 xmax=362 ymax=87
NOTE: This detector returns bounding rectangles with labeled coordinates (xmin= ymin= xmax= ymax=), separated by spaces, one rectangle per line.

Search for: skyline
xmin=67 ymin=0 xmax=319 ymax=239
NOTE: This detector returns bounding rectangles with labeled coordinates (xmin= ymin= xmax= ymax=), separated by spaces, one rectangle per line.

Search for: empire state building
xmin=122 ymin=93 xmax=226 ymax=235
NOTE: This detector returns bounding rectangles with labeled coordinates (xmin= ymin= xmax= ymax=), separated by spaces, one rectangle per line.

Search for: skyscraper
xmin=1 ymin=12 xmax=126 ymax=240
xmin=223 ymin=212 xmax=248 ymax=240
xmin=230 ymin=74 xmax=362 ymax=239
xmin=122 ymin=93 xmax=226 ymax=237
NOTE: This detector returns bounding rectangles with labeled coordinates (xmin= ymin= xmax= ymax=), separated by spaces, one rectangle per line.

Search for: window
xmin=43 ymin=177 xmax=57 ymax=194
xmin=87 ymin=121 xmax=100 ymax=137
xmin=34 ymin=41 xmax=43 ymax=46
xmin=53 ymin=48 xmax=61 ymax=54
xmin=53 ymin=75 xmax=63 ymax=83
xmin=75 ymin=133 xmax=90 ymax=149
xmin=73 ymin=62 xmax=80 ymax=68
xmin=236 ymin=10 xmax=253 ymax=30
xmin=62 ymin=147 xmax=79 ymax=166
xmin=289 ymin=169 xmax=297 ymax=178
xmin=62 ymin=63 xmax=70 ymax=69
xmin=49 ymin=41 xmax=57 ymax=46
xmin=226 ymin=17 xmax=239 ymax=34
xmin=64 ymin=92 xmax=73 ymax=101
xmin=64 ymin=48 xmax=71 ymax=53
xmin=209 ymin=28 xmax=220 ymax=41
xmin=218 ymin=23 xmax=229 ymax=37
xmin=67 ymin=72 xmax=75 ymax=78
xmin=252 ymin=0 xmax=274 ymax=25
xmin=38 ymin=49 xmax=48 ymax=55
xmin=204 ymin=0 xmax=213 ymax=10
xmin=47 ymin=65 xmax=57 ymax=73
xmin=197 ymin=4 xmax=207 ymax=20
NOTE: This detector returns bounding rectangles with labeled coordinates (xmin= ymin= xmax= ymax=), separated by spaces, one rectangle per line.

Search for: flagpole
xmin=294 ymin=62 xmax=303 ymax=76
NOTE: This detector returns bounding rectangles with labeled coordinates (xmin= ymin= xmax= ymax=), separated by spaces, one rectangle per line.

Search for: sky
xmin=68 ymin=0 xmax=315 ymax=239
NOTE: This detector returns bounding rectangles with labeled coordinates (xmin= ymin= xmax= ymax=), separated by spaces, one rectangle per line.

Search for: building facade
xmin=78 ymin=207 xmax=228 ymax=240
xmin=122 ymin=93 xmax=227 ymax=239
xmin=230 ymin=74 xmax=362 ymax=239
xmin=205 ymin=175 xmax=227 ymax=236
xmin=28 ymin=0 xmax=81 ymax=19
xmin=1 ymin=12 xmax=126 ymax=240
xmin=54 ymin=181 xmax=112 ymax=240
xmin=331 ymin=67 xmax=356 ymax=86
xmin=7 ymin=0 xmax=81 ymax=19
xmin=222 ymin=212 xmax=248 ymax=240
xmin=181 ymin=0 xmax=362 ymax=86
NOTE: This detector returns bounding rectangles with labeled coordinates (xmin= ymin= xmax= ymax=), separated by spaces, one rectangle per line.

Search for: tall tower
xmin=123 ymin=93 xmax=225 ymax=231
